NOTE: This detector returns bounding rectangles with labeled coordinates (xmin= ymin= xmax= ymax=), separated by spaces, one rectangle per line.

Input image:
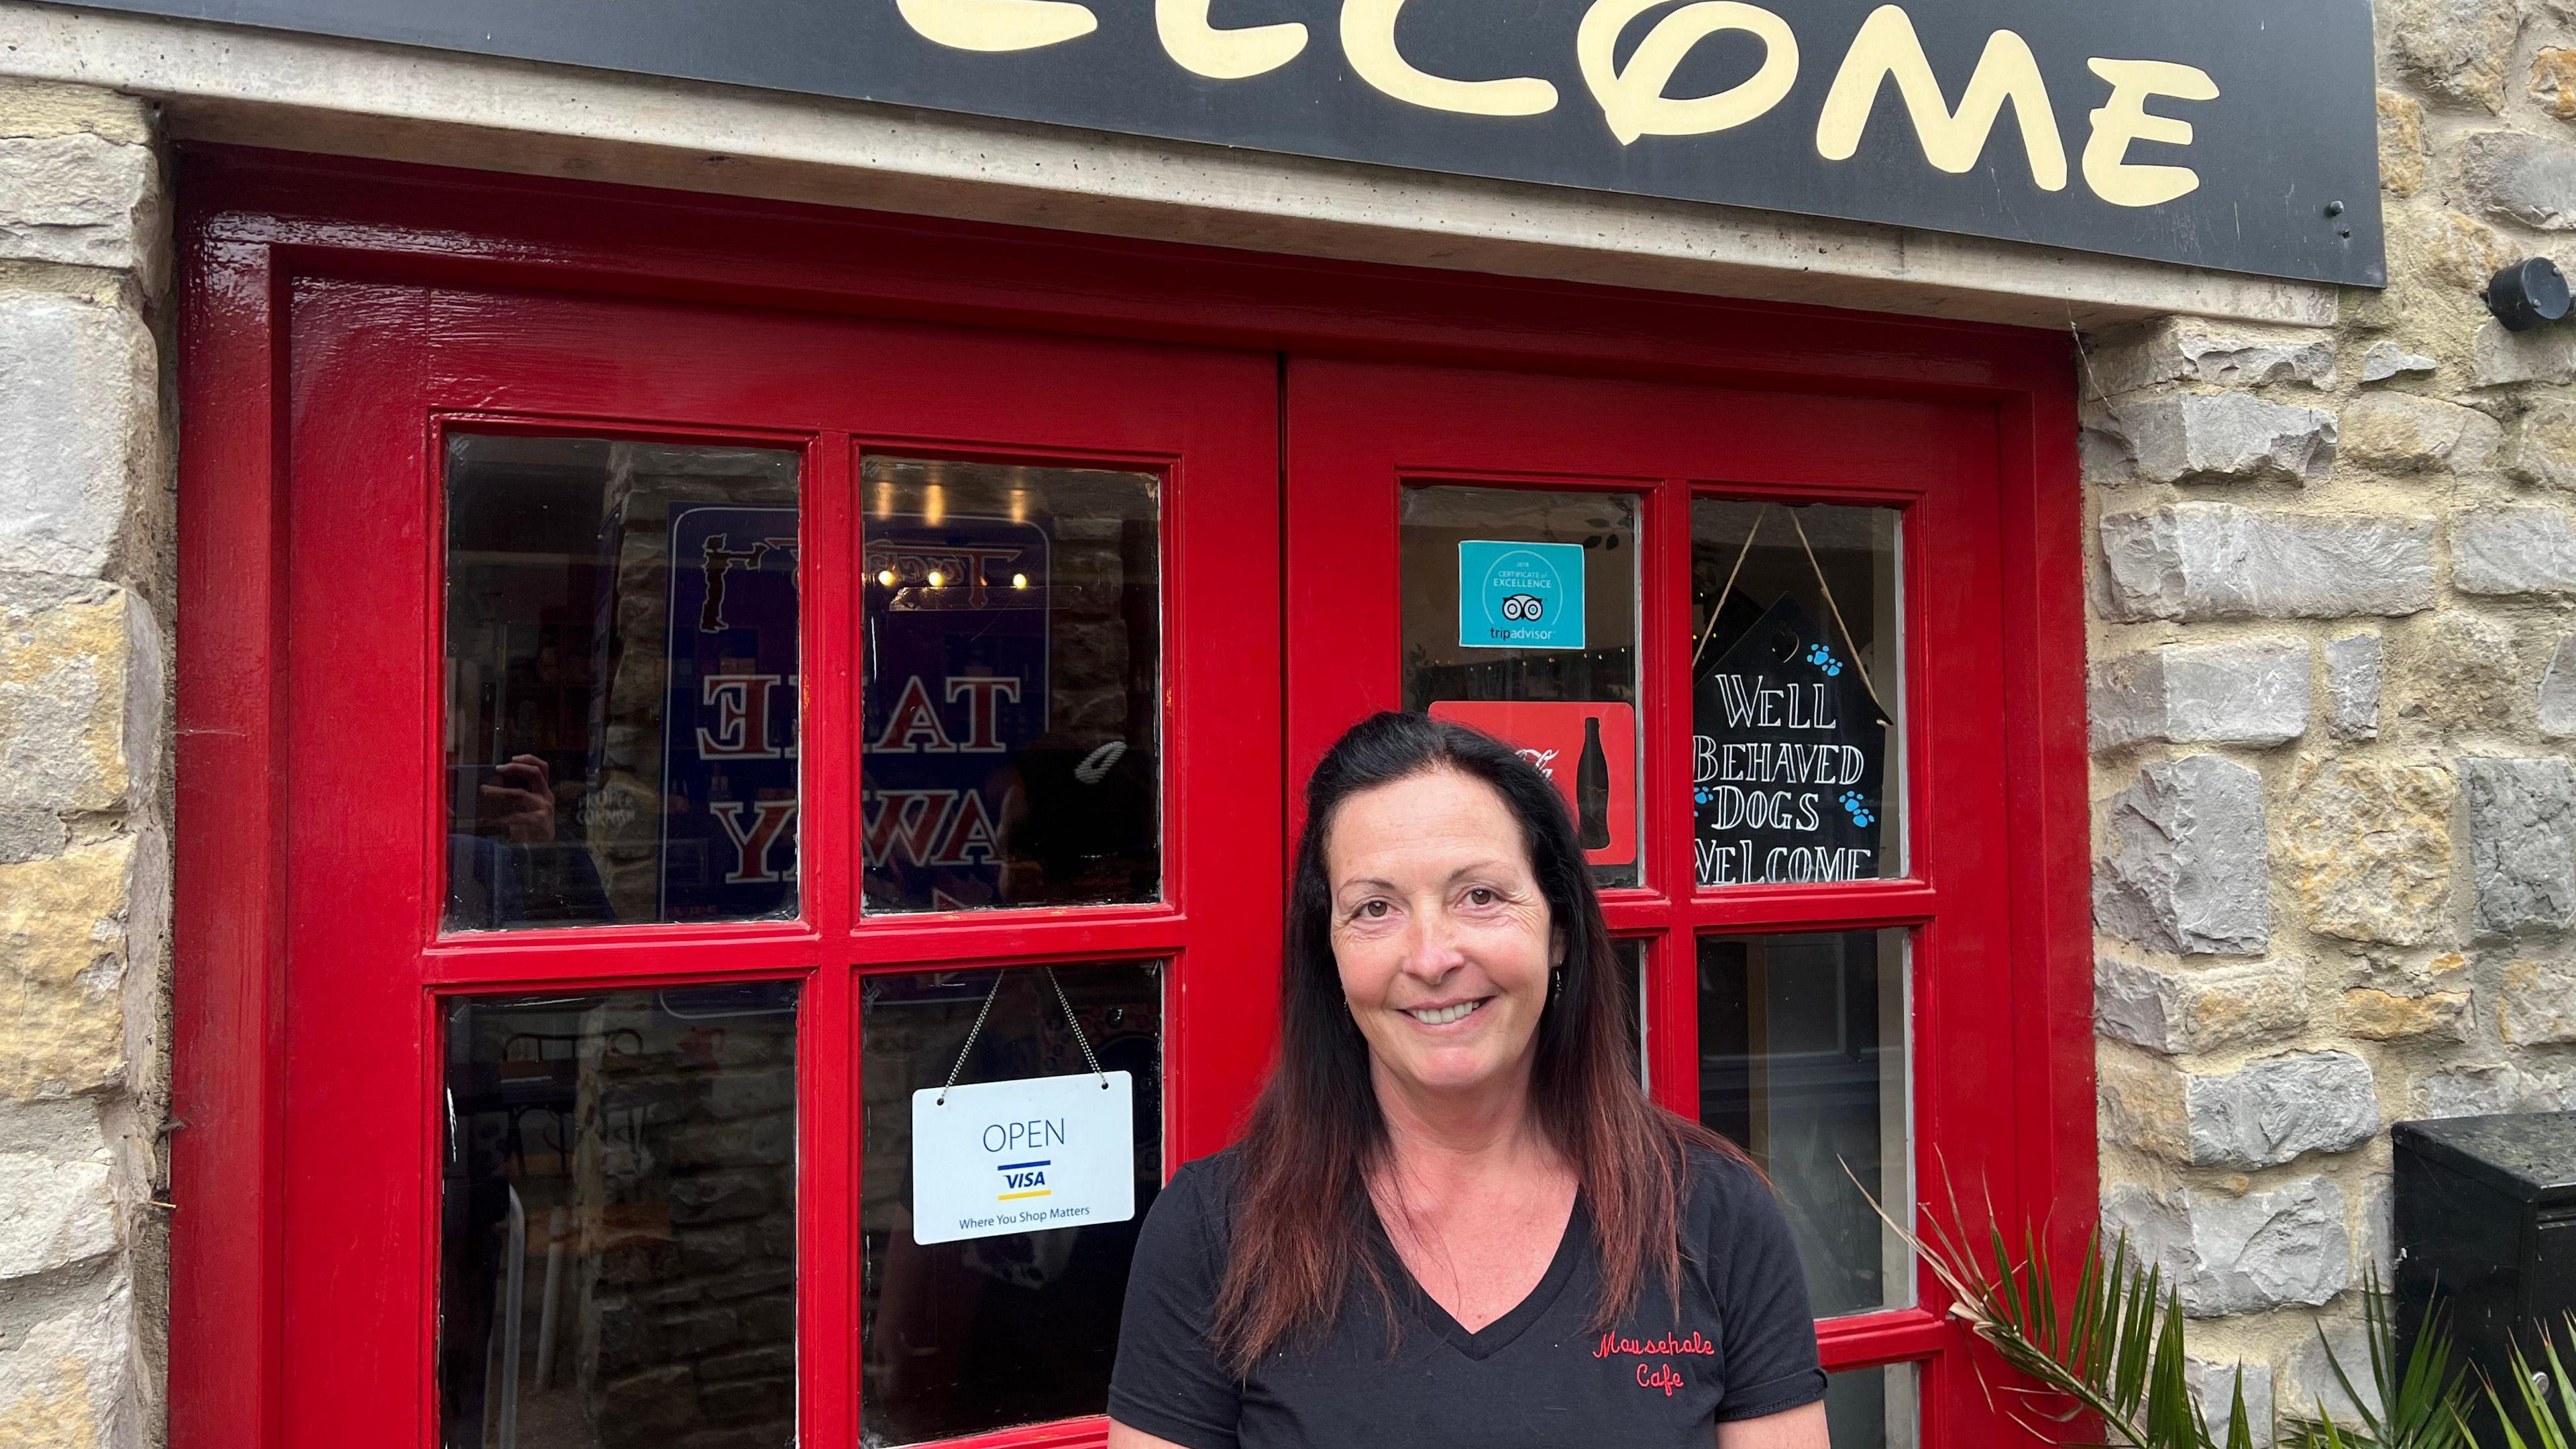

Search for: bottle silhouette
xmin=1576 ymin=715 xmax=1612 ymax=851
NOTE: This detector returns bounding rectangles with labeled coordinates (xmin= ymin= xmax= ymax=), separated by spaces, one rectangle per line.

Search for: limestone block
xmin=2361 ymin=341 xmax=2438 ymax=382
xmin=2090 ymin=638 xmax=2309 ymax=749
xmin=2339 ymin=391 xmax=2500 ymax=473
xmin=2362 ymin=1173 xmax=2395 ymax=1281
xmin=2083 ymin=394 xmax=2336 ymax=486
xmin=2381 ymin=91 xmax=2427 ymax=197
xmin=0 ymin=79 xmax=154 ymax=147
xmin=2339 ymin=986 xmax=2471 ymax=1040
xmin=2325 ymin=634 xmax=2383 ymax=740
xmin=2463 ymin=128 xmax=2576 ymax=228
xmin=2418 ymin=1062 xmax=2522 ymax=1116
xmin=1 ymin=578 xmax=153 ymax=814
xmin=2188 ymin=1358 xmax=2277 ymax=1448
xmin=0 ymin=809 xmax=64 ymax=864
xmin=2474 ymin=318 xmax=2576 ymax=386
xmin=2095 ymin=756 xmax=2271 ymax=955
xmin=2398 ymin=610 xmax=2521 ymax=735
xmin=0 ymin=1266 xmax=131 ymax=1447
xmin=2388 ymin=0 xmax=2524 ymax=110
xmin=0 ymin=132 xmax=155 ymax=274
xmin=2086 ymin=317 xmax=2337 ymax=394
xmin=2102 ymin=1179 xmax=2353 ymax=1318
xmin=2540 ymin=48 xmax=2576 ymax=119
xmin=2099 ymin=504 xmax=2436 ymax=622
xmin=0 ymin=836 xmax=131 ymax=1099
xmin=2281 ymin=760 xmax=2454 ymax=945
xmin=0 ymin=1150 xmax=113 ymax=1280
xmin=2185 ymin=1051 xmax=2379 ymax=1169
xmin=2465 ymin=757 xmax=2576 ymax=935
xmin=2098 ymin=1051 xmax=2190 ymax=1161
xmin=0 ymin=292 xmax=156 ymax=579
xmin=2410 ymin=208 xmax=2515 ymax=292
xmin=2455 ymin=506 xmax=2576 ymax=595
xmin=2523 ymin=1062 xmax=2576 ymax=1110
xmin=2508 ymin=398 xmax=2576 ymax=489
xmin=2502 ymin=957 xmax=2576 ymax=1042
xmin=2284 ymin=1322 xmax=2381 ymax=1427
xmin=2095 ymin=954 xmax=2308 ymax=1055
xmin=2542 ymin=637 xmax=2576 ymax=739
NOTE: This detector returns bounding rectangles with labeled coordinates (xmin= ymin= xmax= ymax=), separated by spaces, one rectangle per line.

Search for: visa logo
xmin=1004 ymin=1170 xmax=1049 ymax=1189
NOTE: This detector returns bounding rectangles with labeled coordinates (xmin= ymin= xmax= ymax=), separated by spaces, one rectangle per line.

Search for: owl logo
xmin=1499 ymin=593 xmax=1546 ymax=622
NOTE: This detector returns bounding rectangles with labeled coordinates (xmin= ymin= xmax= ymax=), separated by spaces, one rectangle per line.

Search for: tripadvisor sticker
xmin=911 ymin=1071 xmax=1135 ymax=1244
xmin=1460 ymin=540 xmax=1586 ymax=651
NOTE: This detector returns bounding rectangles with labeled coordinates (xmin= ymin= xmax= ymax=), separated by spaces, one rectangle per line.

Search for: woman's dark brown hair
xmin=1212 ymin=711 xmax=1746 ymax=1375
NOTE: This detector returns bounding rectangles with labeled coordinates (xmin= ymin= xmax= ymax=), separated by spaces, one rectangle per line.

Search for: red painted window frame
xmin=1285 ymin=359 xmax=2030 ymax=1441
xmin=172 ymin=145 xmax=2091 ymax=1449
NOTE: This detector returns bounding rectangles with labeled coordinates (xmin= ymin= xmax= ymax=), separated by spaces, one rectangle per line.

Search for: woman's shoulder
xmin=1673 ymin=1134 xmax=1784 ymax=1226
xmin=1145 ymin=1144 xmax=1248 ymax=1241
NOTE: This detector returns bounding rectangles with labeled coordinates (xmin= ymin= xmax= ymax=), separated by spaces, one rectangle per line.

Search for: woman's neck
xmin=1368 ymin=1057 xmax=1564 ymax=1203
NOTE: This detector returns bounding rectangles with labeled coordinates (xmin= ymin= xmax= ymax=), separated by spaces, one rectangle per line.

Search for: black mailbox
xmin=2395 ymin=1112 xmax=2576 ymax=1441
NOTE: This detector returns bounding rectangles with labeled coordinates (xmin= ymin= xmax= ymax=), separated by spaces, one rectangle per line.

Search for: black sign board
xmin=1693 ymin=596 xmax=1886 ymax=888
xmin=54 ymin=0 xmax=2383 ymax=285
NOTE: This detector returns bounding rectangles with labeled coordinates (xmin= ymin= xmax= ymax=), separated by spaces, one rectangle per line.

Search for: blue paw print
xmin=1807 ymin=644 xmax=1843 ymax=677
xmin=1693 ymin=786 xmax=1715 ymax=806
xmin=1839 ymin=791 xmax=1876 ymax=828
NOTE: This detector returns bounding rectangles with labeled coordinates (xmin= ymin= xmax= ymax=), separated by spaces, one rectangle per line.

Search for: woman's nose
xmin=1399 ymin=911 xmax=1466 ymax=979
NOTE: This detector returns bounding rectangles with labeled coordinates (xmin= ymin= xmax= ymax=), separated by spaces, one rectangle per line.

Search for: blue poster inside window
xmin=1692 ymin=596 xmax=1888 ymax=887
xmin=662 ymin=504 xmax=802 ymax=919
xmin=1458 ymin=539 xmax=1586 ymax=651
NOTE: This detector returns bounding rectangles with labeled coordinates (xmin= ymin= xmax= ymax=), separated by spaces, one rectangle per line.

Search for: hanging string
xmin=1691 ymin=504 xmax=1767 ymax=672
xmin=1784 ymin=508 xmax=1888 ymax=719
xmin=934 ymin=967 xmax=1110 ymax=1107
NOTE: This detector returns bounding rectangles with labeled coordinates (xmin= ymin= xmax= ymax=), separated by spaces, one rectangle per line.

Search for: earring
xmin=1550 ymin=966 xmax=1563 ymax=1000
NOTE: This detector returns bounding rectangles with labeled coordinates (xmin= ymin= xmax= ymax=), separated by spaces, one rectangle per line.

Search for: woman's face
xmin=1325 ymin=768 xmax=1561 ymax=1106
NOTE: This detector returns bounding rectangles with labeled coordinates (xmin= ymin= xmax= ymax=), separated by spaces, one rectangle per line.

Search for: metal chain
xmin=1044 ymin=967 xmax=1110 ymax=1087
xmin=934 ymin=973 xmax=1006 ymax=1107
xmin=932 ymin=967 xmax=1110 ymax=1106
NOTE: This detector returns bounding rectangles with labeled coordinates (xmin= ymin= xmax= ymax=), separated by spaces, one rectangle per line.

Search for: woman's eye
xmin=1359 ymin=900 xmax=1390 ymax=918
xmin=1466 ymin=888 xmax=1495 ymax=906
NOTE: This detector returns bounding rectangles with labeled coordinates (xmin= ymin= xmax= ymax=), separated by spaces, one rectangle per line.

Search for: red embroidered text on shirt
xmin=1592 ymin=1330 xmax=1715 ymax=1359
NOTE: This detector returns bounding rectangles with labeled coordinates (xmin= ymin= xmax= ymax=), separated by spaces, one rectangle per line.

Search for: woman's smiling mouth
xmin=1403 ymin=998 xmax=1491 ymax=1026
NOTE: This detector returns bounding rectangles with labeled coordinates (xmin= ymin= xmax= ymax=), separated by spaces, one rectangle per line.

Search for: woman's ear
xmin=1551 ymin=928 xmax=1567 ymax=969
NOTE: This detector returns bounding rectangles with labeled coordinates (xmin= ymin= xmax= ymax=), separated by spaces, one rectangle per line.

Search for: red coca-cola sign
xmin=1428 ymin=700 xmax=1638 ymax=869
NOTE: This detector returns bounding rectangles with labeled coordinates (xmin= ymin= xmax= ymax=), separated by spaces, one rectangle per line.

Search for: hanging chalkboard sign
xmin=1692 ymin=596 xmax=1886 ymax=887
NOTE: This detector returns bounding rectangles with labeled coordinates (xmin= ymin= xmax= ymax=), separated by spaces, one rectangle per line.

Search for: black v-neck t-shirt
xmin=1108 ymin=1145 xmax=1826 ymax=1448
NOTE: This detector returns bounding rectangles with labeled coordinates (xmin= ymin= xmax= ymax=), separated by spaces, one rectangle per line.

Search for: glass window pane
xmin=861 ymin=458 xmax=1160 ymax=913
xmin=1690 ymin=500 xmax=1902 ymax=886
xmin=1401 ymin=486 xmax=1642 ymax=888
xmin=860 ymin=963 xmax=1163 ymax=1444
xmin=444 ymin=434 xmax=803 ymax=931
xmin=439 ymin=983 xmax=800 ymax=1449
xmin=1699 ymin=930 xmax=1910 ymax=1318
xmin=1616 ymin=938 xmax=1646 ymax=1089
xmin=1825 ymin=1363 xmax=1920 ymax=1449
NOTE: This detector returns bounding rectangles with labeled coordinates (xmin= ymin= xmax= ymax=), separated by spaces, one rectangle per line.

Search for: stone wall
xmin=0 ymin=78 xmax=170 ymax=1449
xmin=2085 ymin=1 xmax=2576 ymax=1436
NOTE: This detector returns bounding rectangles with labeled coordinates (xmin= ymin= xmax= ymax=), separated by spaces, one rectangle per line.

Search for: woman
xmin=1108 ymin=713 xmax=1830 ymax=1448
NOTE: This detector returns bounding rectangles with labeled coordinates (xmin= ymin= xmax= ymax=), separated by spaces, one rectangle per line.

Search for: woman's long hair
xmin=1213 ymin=712 xmax=1745 ymax=1375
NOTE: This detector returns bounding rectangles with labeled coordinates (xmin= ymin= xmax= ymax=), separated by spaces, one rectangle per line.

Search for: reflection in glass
xmin=1399 ymin=486 xmax=1642 ymax=888
xmin=1616 ymin=938 xmax=1646 ymax=1089
xmin=1699 ymin=931 xmax=1910 ymax=1318
xmin=443 ymin=434 xmax=803 ymax=931
xmin=1825 ymin=1363 xmax=1920 ymax=1449
xmin=1690 ymin=500 xmax=1902 ymax=886
xmin=439 ymin=983 xmax=800 ymax=1449
xmin=861 ymin=458 xmax=1161 ymax=914
xmin=861 ymin=963 xmax=1163 ymax=1445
